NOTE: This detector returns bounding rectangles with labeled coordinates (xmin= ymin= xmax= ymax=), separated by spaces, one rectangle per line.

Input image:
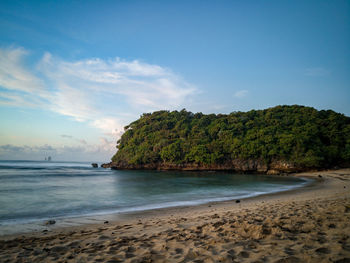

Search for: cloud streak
xmin=0 ymin=47 xmax=197 ymax=159
xmin=0 ymin=47 xmax=45 ymax=94
xmin=0 ymin=47 xmax=196 ymax=128
xmin=37 ymin=52 xmax=196 ymax=117
xmin=0 ymin=47 xmax=49 ymax=108
xmin=234 ymin=89 xmax=248 ymax=98
xmin=61 ymin=134 xmax=87 ymax=145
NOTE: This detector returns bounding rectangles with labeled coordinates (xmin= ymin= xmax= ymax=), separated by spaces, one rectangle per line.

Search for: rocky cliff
xmin=102 ymin=159 xmax=335 ymax=174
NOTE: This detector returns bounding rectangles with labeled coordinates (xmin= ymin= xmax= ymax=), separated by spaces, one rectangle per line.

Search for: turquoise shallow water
xmin=0 ymin=160 xmax=309 ymax=225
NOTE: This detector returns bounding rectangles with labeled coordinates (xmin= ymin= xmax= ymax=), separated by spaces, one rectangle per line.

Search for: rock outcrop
xmin=104 ymin=159 xmax=308 ymax=174
xmin=101 ymin=163 xmax=112 ymax=168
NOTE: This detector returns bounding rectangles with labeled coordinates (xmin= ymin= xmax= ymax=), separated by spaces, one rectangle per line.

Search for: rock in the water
xmin=236 ymin=199 xmax=241 ymax=203
xmin=91 ymin=163 xmax=98 ymax=168
xmin=45 ymin=220 xmax=56 ymax=225
xmin=101 ymin=163 xmax=112 ymax=168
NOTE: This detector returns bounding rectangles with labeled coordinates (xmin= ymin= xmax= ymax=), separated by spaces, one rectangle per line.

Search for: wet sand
xmin=0 ymin=169 xmax=350 ymax=263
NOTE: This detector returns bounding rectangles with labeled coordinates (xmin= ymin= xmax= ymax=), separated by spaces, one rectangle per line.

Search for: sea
xmin=0 ymin=160 xmax=310 ymax=234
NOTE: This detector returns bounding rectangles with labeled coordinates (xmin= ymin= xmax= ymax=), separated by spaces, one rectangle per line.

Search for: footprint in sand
xmin=334 ymin=259 xmax=350 ymax=263
xmin=342 ymin=244 xmax=350 ymax=251
xmin=124 ymin=252 xmax=134 ymax=258
xmin=284 ymin=247 xmax=294 ymax=255
xmin=50 ymin=245 xmax=67 ymax=254
xmin=315 ymin=247 xmax=330 ymax=254
xmin=273 ymin=256 xmax=300 ymax=263
xmin=105 ymin=259 xmax=122 ymax=263
xmin=99 ymin=235 xmax=110 ymax=240
xmin=238 ymin=250 xmax=249 ymax=258
xmin=107 ymin=247 xmax=119 ymax=254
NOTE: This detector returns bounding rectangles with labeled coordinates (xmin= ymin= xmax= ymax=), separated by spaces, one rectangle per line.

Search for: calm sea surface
xmin=0 ymin=160 xmax=309 ymax=226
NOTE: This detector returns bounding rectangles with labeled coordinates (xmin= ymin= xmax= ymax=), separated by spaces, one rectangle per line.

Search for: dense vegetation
xmin=111 ymin=105 xmax=350 ymax=170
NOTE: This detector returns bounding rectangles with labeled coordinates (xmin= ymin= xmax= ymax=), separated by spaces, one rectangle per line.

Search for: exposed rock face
xmin=106 ymin=159 xmax=306 ymax=174
xmin=101 ymin=163 xmax=112 ymax=168
xmin=268 ymin=160 xmax=299 ymax=174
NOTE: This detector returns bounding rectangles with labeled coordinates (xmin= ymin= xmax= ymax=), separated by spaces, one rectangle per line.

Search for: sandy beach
xmin=0 ymin=169 xmax=350 ymax=263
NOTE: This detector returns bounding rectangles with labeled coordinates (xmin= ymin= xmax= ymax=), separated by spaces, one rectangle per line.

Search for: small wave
xmin=0 ymin=179 xmax=311 ymax=227
xmin=0 ymin=163 xmax=311 ymax=230
xmin=0 ymin=166 xmax=49 ymax=170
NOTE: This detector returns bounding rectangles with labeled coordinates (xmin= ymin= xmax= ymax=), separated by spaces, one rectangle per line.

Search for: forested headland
xmin=108 ymin=105 xmax=350 ymax=173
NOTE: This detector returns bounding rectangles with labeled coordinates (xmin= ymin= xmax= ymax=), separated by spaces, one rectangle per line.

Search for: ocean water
xmin=0 ymin=160 xmax=309 ymax=226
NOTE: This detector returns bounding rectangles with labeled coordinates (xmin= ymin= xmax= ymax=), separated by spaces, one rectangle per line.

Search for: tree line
xmin=111 ymin=105 xmax=350 ymax=169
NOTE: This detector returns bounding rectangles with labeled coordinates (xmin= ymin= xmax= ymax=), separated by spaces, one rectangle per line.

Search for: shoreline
xmin=1 ymin=169 xmax=350 ymax=262
xmin=0 ymin=174 xmax=311 ymax=237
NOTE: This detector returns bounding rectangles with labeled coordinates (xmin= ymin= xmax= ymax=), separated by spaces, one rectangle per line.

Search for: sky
xmin=0 ymin=0 xmax=349 ymax=162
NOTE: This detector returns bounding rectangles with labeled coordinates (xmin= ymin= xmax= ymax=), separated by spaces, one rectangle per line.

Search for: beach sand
xmin=0 ymin=169 xmax=350 ymax=263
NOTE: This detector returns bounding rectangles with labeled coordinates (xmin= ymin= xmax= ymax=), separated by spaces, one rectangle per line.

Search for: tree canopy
xmin=111 ymin=105 xmax=350 ymax=169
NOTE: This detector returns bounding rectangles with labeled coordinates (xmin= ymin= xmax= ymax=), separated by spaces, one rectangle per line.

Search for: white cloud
xmin=37 ymin=52 xmax=196 ymax=115
xmin=0 ymin=143 xmax=115 ymax=162
xmin=92 ymin=118 xmax=124 ymax=138
xmin=0 ymin=47 xmax=197 ymax=160
xmin=0 ymin=47 xmax=196 ymax=123
xmin=61 ymin=134 xmax=87 ymax=145
xmin=304 ymin=67 xmax=330 ymax=77
xmin=234 ymin=89 xmax=248 ymax=98
xmin=0 ymin=47 xmax=197 ymax=157
xmin=0 ymin=47 xmax=50 ymax=108
xmin=0 ymin=47 xmax=45 ymax=93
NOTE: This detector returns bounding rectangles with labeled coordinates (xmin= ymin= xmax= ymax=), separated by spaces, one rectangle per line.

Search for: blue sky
xmin=0 ymin=0 xmax=349 ymax=161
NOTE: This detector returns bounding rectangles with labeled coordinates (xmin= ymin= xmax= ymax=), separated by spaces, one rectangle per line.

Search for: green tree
xmin=111 ymin=105 xmax=350 ymax=169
